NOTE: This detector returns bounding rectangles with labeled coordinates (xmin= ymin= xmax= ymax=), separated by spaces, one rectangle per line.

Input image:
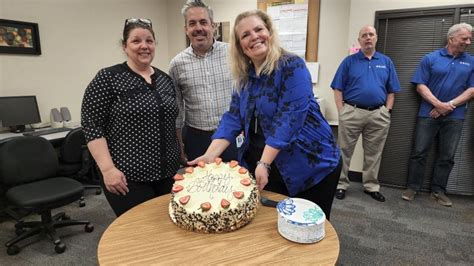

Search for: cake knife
xmin=260 ymin=197 xmax=279 ymax=208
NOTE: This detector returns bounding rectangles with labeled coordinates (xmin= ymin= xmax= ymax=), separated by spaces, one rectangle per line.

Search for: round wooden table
xmin=97 ymin=191 xmax=340 ymax=265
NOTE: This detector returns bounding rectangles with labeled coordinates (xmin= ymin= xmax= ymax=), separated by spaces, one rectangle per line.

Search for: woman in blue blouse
xmin=189 ymin=10 xmax=341 ymax=219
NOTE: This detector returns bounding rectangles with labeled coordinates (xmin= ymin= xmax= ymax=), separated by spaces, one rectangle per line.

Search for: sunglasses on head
xmin=124 ymin=18 xmax=152 ymax=28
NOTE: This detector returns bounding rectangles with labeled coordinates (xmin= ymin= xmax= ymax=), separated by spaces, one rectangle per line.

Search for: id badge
xmin=236 ymin=134 xmax=245 ymax=148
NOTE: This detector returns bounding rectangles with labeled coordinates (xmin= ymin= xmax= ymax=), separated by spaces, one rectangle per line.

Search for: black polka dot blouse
xmin=81 ymin=62 xmax=180 ymax=182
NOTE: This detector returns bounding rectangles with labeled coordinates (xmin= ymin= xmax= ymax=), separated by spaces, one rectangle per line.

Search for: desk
xmin=0 ymin=128 xmax=70 ymax=146
xmin=97 ymin=191 xmax=340 ymax=265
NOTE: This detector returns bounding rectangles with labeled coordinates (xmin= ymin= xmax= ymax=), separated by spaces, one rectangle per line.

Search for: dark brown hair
xmin=122 ymin=23 xmax=155 ymax=46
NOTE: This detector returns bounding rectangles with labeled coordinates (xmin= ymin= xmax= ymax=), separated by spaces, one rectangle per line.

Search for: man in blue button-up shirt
xmin=331 ymin=26 xmax=401 ymax=202
xmin=402 ymin=23 xmax=474 ymax=206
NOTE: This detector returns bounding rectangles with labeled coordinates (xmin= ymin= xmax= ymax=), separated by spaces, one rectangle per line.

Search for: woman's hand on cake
xmin=255 ymin=164 xmax=269 ymax=191
xmin=102 ymin=167 xmax=129 ymax=195
xmin=188 ymin=139 xmax=229 ymax=166
xmin=187 ymin=154 xmax=216 ymax=165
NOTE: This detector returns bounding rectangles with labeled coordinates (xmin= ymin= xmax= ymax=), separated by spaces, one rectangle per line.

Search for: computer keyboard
xmin=23 ymin=127 xmax=72 ymax=136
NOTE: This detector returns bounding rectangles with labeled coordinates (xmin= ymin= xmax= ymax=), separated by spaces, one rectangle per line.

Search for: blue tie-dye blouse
xmin=213 ymin=54 xmax=340 ymax=196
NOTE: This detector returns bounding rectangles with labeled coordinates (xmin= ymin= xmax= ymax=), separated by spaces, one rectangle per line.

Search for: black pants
xmin=183 ymin=126 xmax=238 ymax=162
xmin=245 ymin=149 xmax=342 ymax=220
xmin=100 ymin=177 xmax=174 ymax=217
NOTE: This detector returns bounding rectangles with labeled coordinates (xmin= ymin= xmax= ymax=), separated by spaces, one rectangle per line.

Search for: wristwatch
xmin=449 ymin=100 xmax=456 ymax=107
xmin=388 ymin=108 xmax=392 ymax=114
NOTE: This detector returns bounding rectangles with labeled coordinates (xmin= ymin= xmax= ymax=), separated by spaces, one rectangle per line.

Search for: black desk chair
xmin=57 ymin=128 xmax=102 ymax=207
xmin=0 ymin=137 xmax=30 ymax=223
xmin=0 ymin=136 xmax=94 ymax=255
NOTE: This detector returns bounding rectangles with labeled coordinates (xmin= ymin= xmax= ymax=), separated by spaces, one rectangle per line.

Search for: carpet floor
xmin=0 ymin=185 xmax=473 ymax=265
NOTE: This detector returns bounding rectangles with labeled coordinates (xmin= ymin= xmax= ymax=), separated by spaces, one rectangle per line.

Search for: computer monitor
xmin=0 ymin=96 xmax=41 ymax=133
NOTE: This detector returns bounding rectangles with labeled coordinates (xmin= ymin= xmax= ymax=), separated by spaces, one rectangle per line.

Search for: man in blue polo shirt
xmin=331 ymin=25 xmax=401 ymax=202
xmin=402 ymin=23 xmax=474 ymax=206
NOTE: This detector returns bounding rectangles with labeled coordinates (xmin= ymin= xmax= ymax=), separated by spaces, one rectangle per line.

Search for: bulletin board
xmin=258 ymin=0 xmax=320 ymax=62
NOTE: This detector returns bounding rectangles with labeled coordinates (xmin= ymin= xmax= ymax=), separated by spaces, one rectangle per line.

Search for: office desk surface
xmin=0 ymin=128 xmax=70 ymax=145
xmin=97 ymin=191 xmax=340 ymax=265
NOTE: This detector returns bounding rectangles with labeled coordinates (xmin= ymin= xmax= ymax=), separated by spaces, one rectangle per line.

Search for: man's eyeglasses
xmin=124 ymin=18 xmax=152 ymax=28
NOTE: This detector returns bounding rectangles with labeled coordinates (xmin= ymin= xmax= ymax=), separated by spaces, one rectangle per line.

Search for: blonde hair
xmin=229 ymin=10 xmax=285 ymax=90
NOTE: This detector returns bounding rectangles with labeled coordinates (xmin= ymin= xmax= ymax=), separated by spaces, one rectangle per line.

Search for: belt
xmin=345 ymin=102 xmax=384 ymax=111
xmin=186 ymin=126 xmax=215 ymax=135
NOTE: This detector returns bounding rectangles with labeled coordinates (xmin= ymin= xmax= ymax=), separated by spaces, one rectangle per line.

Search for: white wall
xmin=207 ymin=0 xmax=256 ymax=29
xmin=315 ymin=0 xmax=350 ymax=123
xmin=0 ymin=0 xmax=169 ymax=123
xmin=167 ymin=0 xmax=187 ymax=63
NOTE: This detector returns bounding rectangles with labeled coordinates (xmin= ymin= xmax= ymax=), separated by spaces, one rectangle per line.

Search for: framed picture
xmin=214 ymin=22 xmax=230 ymax=43
xmin=0 ymin=19 xmax=41 ymax=55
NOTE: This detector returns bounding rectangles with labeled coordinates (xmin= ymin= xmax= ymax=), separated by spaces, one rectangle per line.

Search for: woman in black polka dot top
xmin=81 ymin=19 xmax=181 ymax=217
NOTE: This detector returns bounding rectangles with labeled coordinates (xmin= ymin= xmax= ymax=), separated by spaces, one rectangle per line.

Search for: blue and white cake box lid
xmin=276 ymin=198 xmax=326 ymax=243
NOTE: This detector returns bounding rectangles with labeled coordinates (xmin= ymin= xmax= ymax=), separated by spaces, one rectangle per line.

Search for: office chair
xmin=0 ymin=137 xmax=31 ymax=223
xmin=57 ymin=128 xmax=102 ymax=207
xmin=0 ymin=136 xmax=94 ymax=255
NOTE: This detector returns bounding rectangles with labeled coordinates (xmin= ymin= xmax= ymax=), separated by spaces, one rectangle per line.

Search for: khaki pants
xmin=337 ymin=104 xmax=391 ymax=192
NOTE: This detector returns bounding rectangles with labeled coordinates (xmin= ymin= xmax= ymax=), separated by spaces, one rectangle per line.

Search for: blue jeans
xmin=407 ymin=117 xmax=464 ymax=193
